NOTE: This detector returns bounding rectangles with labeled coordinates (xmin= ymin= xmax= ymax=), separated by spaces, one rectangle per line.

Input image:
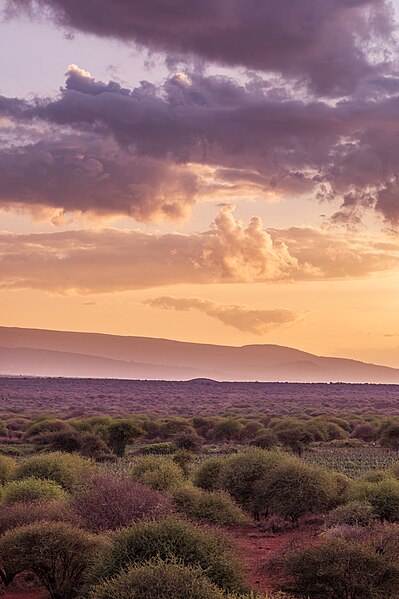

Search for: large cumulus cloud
xmin=5 ymin=0 xmax=396 ymax=96
xmin=2 ymin=65 xmax=399 ymax=226
xmin=0 ymin=206 xmax=397 ymax=294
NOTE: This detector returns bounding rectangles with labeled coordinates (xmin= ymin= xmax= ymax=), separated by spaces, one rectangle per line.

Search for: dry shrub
xmin=73 ymin=471 xmax=173 ymax=531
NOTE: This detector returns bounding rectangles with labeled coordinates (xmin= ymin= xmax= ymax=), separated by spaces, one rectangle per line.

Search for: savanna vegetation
xmin=1 ymin=382 xmax=399 ymax=598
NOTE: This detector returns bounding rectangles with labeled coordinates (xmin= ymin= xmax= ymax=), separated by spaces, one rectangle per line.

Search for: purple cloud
xmin=6 ymin=0 xmax=395 ymax=95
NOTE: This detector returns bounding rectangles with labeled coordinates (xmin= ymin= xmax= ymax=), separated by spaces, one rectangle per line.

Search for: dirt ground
xmin=231 ymin=519 xmax=321 ymax=593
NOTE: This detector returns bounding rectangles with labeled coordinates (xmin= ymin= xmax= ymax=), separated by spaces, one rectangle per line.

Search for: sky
xmin=0 ymin=0 xmax=399 ymax=367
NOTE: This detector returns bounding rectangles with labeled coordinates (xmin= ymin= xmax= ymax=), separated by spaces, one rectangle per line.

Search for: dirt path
xmin=231 ymin=520 xmax=321 ymax=593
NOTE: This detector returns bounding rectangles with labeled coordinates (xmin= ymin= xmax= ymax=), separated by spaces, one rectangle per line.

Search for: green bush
xmin=172 ymin=486 xmax=248 ymax=525
xmin=107 ymin=420 xmax=143 ymax=457
xmin=274 ymin=537 xmax=399 ymax=599
xmin=254 ymin=461 xmax=335 ymax=521
xmin=24 ymin=418 xmax=73 ymax=440
xmin=130 ymin=456 xmax=185 ymax=490
xmin=1 ymin=477 xmax=67 ymax=505
xmin=89 ymin=559 xmax=227 ymax=599
xmin=250 ymin=431 xmax=279 ymax=450
xmin=220 ymin=449 xmax=289 ymax=512
xmin=96 ymin=517 xmax=246 ymax=593
xmin=193 ymin=457 xmax=225 ymax=491
xmin=0 ymin=500 xmax=81 ymax=535
xmin=0 ymin=521 xmax=107 ymax=597
xmin=14 ymin=452 xmax=94 ymax=492
xmin=140 ymin=442 xmax=176 ymax=455
xmin=325 ymin=501 xmax=376 ymax=528
xmin=351 ymin=478 xmax=399 ymax=521
xmin=0 ymin=455 xmax=16 ymax=485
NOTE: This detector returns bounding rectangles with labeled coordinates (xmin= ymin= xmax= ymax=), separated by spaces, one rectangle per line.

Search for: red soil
xmin=231 ymin=520 xmax=321 ymax=593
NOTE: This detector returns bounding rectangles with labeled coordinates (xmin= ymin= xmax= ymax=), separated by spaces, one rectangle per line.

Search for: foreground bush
xmin=220 ymin=449 xmax=288 ymax=512
xmin=351 ymin=478 xmax=399 ymax=521
xmin=96 ymin=517 xmax=246 ymax=593
xmin=73 ymin=471 xmax=173 ymax=531
xmin=14 ymin=452 xmax=94 ymax=492
xmin=274 ymin=537 xmax=399 ymax=598
xmin=0 ymin=455 xmax=16 ymax=485
xmin=325 ymin=501 xmax=376 ymax=528
xmin=89 ymin=559 xmax=227 ymax=599
xmin=1 ymin=477 xmax=67 ymax=505
xmin=193 ymin=457 xmax=225 ymax=491
xmin=0 ymin=521 xmax=107 ymax=597
xmin=172 ymin=486 xmax=248 ymax=526
xmin=130 ymin=456 xmax=185 ymax=490
xmin=0 ymin=500 xmax=80 ymax=535
xmin=254 ymin=461 xmax=336 ymax=522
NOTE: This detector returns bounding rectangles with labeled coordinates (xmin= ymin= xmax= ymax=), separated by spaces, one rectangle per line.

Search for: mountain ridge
xmin=0 ymin=326 xmax=398 ymax=383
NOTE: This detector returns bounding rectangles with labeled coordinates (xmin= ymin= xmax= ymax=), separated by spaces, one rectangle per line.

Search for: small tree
xmin=0 ymin=521 xmax=107 ymax=598
xmin=380 ymin=424 xmax=399 ymax=449
xmin=107 ymin=420 xmax=143 ymax=457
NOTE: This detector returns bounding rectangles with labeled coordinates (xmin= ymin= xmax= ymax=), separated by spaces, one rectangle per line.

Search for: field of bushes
xmin=2 ymin=381 xmax=399 ymax=597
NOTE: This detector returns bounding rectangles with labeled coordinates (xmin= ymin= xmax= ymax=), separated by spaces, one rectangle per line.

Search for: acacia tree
xmin=107 ymin=420 xmax=143 ymax=457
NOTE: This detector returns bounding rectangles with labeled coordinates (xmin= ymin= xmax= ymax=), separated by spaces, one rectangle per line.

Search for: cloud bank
xmin=144 ymin=296 xmax=300 ymax=334
xmin=6 ymin=0 xmax=395 ymax=96
xmin=2 ymin=64 xmax=399 ymax=226
xmin=0 ymin=206 xmax=397 ymax=294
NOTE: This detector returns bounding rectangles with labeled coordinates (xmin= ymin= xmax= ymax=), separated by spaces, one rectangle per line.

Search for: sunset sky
xmin=1 ymin=0 xmax=399 ymax=367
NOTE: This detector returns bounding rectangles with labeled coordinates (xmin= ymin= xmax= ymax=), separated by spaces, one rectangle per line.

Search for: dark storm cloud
xmin=2 ymin=65 xmax=399 ymax=225
xmin=5 ymin=0 xmax=396 ymax=96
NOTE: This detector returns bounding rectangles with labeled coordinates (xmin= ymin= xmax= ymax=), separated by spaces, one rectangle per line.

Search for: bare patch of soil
xmin=231 ymin=519 xmax=321 ymax=593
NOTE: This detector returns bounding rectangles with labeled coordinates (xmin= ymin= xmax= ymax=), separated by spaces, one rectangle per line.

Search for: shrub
xmin=1 ymin=477 xmax=67 ymax=505
xmin=130 ymin=456 xmax=185 ymax=491
xmin=96 ymin=517 xmax=246 ymax=593
xmin=351 ymin=423 xmax=378 ymax=442
xmin=351 ymin=478 xmax=399 ymax=521
xmin=213 ymin=419 xmax=244 ymax=441
xmin=89 ymin=559 xmax=226 ymax=599
xmin=174 ymin=432 xmax=203 ymax=452
xmin=73 ymin=471 xmax=173 ymax=531
xmin=14 ymin=452 xmax=94 ymax=492
xmin=220 ymin=449 xmax=289 ymax=512
xmin=193 ymin=457 xmax=225 ymax=491
xmin=250 ymin=431 xmax=279 ymax=450
xmin=0 ymin=455 xmax=16 ymax=485
xmin=24 ymin=419 xmax=73 ymax=440
xmin=380 ymin=424 xmax=399 ymax=449
xmin=0 ymin=500 xmax=81 ymax=535
xmin=325 ymin=501 xmax=376 ymax=528
xmin=140 ymin=442 xmax=175 ymax=455
xmin=107 ymin=420 xmax=143 ymax=457
xmin=254 ymin=461 xmax=335 ymax=522
xmin=274 ymin=537 xmax=399 ymax=599
xmin=275 ymin=427 xmax=313 ymax=456
xmin=33 ymin=430 xmax=110 ymax=458
xmin=172 ymin=486 xmax=248 ymax=526
xmin=0 ymin=521 xmax=107 ymax=597
xmin=0 ymin=419 xmax=8 ymax=437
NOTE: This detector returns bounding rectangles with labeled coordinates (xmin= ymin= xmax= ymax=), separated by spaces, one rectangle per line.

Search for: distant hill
xmin=0 ymin=326 xmax=398 ymax=383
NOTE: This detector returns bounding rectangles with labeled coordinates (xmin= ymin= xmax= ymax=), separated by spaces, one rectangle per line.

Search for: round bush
xmin=14 ymin=452 xmax=94 ymax=492
xmin=172 ymin=486 xmax=248 ymax=526
xmin=89 ymin=559 xmax=227 ymax=599
xmin=96 ymin=517 xmax=246 ymax=593
xmin=73 ymin=471 xmax=173 ymax=531
xmin=193 ymin=457 xmax=225 ymax=491
xmin=0 ymin=500 xmax=81 ymax=535
xmin=130 ymin=456 xmax=185 ymax=491
xmin=351 ymin=478 xmax=399 ymax=521
xmin=0 ymin=455 xmax=16 ymax=485
xmin=1 ymin=477 xmax=67 ymax=505
xmin=220 ymin=448 xmax=290 ymax=511
xmin=325 ymin=501 xmax=376 ymax=528
xmin=24 ymin=419 xmax=73 ymax=440
xmin=274 ymin=537 xmax=399 ymax=599
xmin=0 ymin=521 xmax=107 ymax=597
xmin=254 ymin=461 xmax=335 ymax=521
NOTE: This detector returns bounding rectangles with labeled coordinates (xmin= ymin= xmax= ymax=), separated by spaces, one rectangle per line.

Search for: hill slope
xmin=0 ymin=326 xmax=398 ymax=383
